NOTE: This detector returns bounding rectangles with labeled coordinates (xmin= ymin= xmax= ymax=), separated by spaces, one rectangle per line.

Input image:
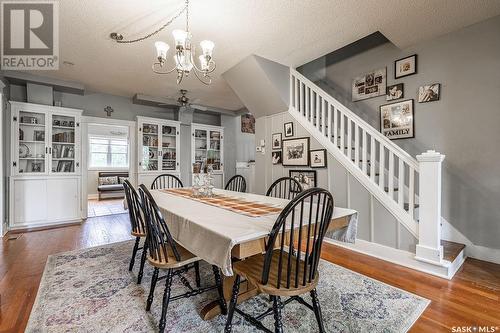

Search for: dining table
xmin=150 ymin=187 xmax=358 ymax=320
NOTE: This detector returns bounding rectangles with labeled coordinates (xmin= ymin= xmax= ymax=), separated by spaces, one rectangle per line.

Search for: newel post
xmin=415 ymin=150 xmax=445 ymax=265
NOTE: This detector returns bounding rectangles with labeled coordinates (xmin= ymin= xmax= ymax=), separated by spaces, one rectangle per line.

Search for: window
xmin=89 ymin=137 xmax=129 ymax=168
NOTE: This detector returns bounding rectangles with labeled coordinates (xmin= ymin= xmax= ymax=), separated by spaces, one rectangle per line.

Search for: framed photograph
xmin=241 ymin=114 xmax=255 ymax=134
xmin=395 ymin=54 xmax=417 ymax=79
xmin=309 ymin=149 xmax=327 ymax=168
xmin=284 ymin=122 xmax=294 ymax=137
xmin=380 ymin=99 xmax=414 ymax=140
xmin=272 ymin=151 xmax=282 ymax=165
xmin=272 ymin=133 xmax=282 ymax=150
xmin=31 ymin=161 xmax=43 ymax=172
xmin=33 ymin=130 xmax=45 ymax=142
xmin=418 ymin=83 xmax=440 ymax=103
xmin=282 ymin=137 xmax=309 ymax=166
xmin=386 ymin=83 xmax=404 ymax=101
xmin=289 ymin=170 xmax=317 ymax=190
xmin=352 ymin=67 xmax=386 ymax=101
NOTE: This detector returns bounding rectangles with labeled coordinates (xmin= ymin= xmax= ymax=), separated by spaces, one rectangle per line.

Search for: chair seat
xmin=131 ymin=230 xmax=146 ymax=237
xmin=147 ymin=243 xmax=200 ymax=269
xmin=233 ymin=249 xmax=319 ymax=296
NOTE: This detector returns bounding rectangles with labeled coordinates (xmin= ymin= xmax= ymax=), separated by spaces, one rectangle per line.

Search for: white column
xmin=415 ymin=150 xmax=445 ymax=265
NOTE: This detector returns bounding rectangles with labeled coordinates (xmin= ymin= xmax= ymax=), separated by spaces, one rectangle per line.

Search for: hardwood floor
xmin=1 ymin=214 xmax=499 ymax=332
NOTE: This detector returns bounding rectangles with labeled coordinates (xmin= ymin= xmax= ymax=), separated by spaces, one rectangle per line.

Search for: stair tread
xmin=441 ymin=240 xmax=466 ymax=262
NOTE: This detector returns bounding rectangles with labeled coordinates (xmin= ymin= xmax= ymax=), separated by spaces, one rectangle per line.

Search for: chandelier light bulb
xmin=200 ymin=40 xmax=215 ymax=56
xmin=199 ymin=55 xmax=209 ymax=71
xmin=172 ymin=29 xmax=188 ymax=49
xmin=154 ymin=41 xmax=169 ymax=61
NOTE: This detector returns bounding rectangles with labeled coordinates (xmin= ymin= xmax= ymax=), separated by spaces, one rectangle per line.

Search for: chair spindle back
xmin=123 ymin=180 xmax=146 ymax=235
xmin=151 ymin=174 xmax=183 ymax=190
xmin=262 ymin=188 xmax=334 ymax=289
xmin=225 ymin=175 xmax=247 ymax=193
xmin=139 ymin=184 xmax=181 ymax=263
xmin=266 ymin=177 xmax=303 ymax=200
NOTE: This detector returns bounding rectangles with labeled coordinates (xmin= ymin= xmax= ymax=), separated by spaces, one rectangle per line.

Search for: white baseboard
xmin=87 ymin=194 xmax=98 ymax=200
xmin=441 ymin=217 xmax=500 ymax=265
xmin=325 ymin=238 xmax=462 ymax=280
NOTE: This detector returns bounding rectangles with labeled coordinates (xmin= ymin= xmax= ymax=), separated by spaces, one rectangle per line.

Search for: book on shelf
xmin=52 ymin=131 xmax=75 ymax=143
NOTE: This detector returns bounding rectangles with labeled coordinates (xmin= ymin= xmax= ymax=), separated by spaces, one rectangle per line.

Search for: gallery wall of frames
xmin=351 ymin=54 xmax=441 ymax=140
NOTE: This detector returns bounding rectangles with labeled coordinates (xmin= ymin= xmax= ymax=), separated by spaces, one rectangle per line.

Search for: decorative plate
xmin=19 ymin=144 xmax=29 ymax=158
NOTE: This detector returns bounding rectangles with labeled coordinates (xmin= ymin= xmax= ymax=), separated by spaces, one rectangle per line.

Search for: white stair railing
xmin=289 ymin=68 xmax=446 ymax=264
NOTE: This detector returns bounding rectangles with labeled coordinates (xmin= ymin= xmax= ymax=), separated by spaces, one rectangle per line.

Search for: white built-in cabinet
xmin=136 ymin=116 xmax=181 ymax=188
xmin=9 ymin=101 xmax=82 ymax=229
xmin=191 ymin=123 xmax=224 ymax=188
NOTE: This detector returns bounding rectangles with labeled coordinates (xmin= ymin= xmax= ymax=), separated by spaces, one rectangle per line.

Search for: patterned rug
xmin=26 ymin=241 xmax=429 ymax=332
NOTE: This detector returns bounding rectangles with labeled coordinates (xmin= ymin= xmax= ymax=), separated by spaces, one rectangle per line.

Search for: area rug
xmin=26 ymin=241 xmax=429 ymax=332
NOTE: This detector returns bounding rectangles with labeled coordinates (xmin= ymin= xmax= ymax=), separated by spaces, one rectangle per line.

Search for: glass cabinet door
xmin=194 ymin=129 xmax=208 ymax=170
xmin=51 ymin=114 xmax=76 ymax=173
xmin=208 ymin=130 xmax=222 ymax=171
xmin=17 ymin=110 xmax=47 ymax=174
xmin=161 ymin=125 xmax=177 ymax=171
xmin=141 ymin=123 xmax=159 ymax=171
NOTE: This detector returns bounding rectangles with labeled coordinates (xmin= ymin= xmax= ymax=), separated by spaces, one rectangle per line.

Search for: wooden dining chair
xmin=224 ymin=187 xmax=334 ymax=333
xmin=151 ymin=174 xmax=183 ymax=190
xmin=139 ymin=184 xmax=227 ymax=333
xmin=225 ymin=175 xmax=246 ymax=193
xmin=266 ymin=177 xmax=303 ymax=200
xmin=123 ymin=180 xmax=148 ymax=284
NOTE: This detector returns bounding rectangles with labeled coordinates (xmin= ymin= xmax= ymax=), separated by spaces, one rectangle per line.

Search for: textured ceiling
xmin=34 ymin=0 xmax=500 ymax=110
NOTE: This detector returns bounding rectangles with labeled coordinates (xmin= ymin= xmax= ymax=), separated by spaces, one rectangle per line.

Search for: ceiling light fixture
xmin=110 ymin=0 xmax=215 ymax=85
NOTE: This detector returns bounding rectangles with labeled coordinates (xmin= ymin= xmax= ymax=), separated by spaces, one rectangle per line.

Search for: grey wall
xmin=223 ymin=55 xmax=289 ymax=119
xmin=255 ymin=112 xmax=417 ymax=252
xmin=298 ymin=15 xmax=500 ymax=249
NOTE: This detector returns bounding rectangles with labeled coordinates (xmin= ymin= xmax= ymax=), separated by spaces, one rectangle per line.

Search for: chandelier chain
xmin=116 ymin=3 xmax=188 ymax=44
xmin=185 ymin=0 xmax=190 ymax=32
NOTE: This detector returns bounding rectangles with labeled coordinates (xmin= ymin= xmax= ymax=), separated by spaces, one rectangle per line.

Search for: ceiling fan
xmin=158 ymin=89 xmax=232 ymax=114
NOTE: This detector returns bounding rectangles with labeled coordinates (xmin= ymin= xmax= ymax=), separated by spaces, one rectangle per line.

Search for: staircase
xmin=288 ymin=68 xmax=465 ymax=278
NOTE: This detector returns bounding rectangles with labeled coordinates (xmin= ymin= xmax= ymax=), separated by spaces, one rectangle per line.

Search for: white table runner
xmin=151 ymin=188 xmax=357 ymax=276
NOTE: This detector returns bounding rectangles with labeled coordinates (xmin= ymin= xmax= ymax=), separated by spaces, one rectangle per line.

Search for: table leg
xmin=200 ymin=274 xmax=260 ymax=320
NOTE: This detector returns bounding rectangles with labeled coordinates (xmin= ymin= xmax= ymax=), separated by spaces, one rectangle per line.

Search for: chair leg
xmin=194 ymin=261 xmax=201 ymax=288
xmin=137 ymin=241 xmax=148 ymax=284
xmin=158 ymin=269 xmax=173 ymax=333
xmin=146 ymin=267 xmax=159 ymax=311
xmin=212 ymin=265 xmax=227 ymax=315
xmin=310 ymin=288 xmax=325 ymax=333
xmin=272 ymin=296 xmax=284 ymax=333
xmin=224 ymin=275 xmax=241 ymax=333
xmin=128 ymin=237 xmax=140 ymax=271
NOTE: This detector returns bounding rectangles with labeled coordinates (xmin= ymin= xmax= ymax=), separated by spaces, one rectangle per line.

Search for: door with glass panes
xmin=16 ymin=109 xmax=48 ymax=175
xmin=50 ymin=112 xmax=79 ymax=174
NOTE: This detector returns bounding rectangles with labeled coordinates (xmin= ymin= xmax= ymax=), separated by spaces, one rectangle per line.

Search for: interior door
xmin=13 ymin=178 xmax=48 ymax=225
xmin=16 ymin=109 xmax=48 ymax=175
xmin=193 ymin=128 xmax=208 ymax=172
xmin=208 ymin=129 xmax=222 ymax=172
xmin=47 ymin=178 xmax=80 ymax=221
xmin=161 ymin=124 xmax=178 ymax=172
xmin=50 ymin=112 xmax=77 ymax=174
xmin=140 ymin=122 xmax=159 ymax=172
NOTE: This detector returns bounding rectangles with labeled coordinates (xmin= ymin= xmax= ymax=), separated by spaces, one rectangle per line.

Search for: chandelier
xmin=110 ymin=0 xmax=216 ymax=85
